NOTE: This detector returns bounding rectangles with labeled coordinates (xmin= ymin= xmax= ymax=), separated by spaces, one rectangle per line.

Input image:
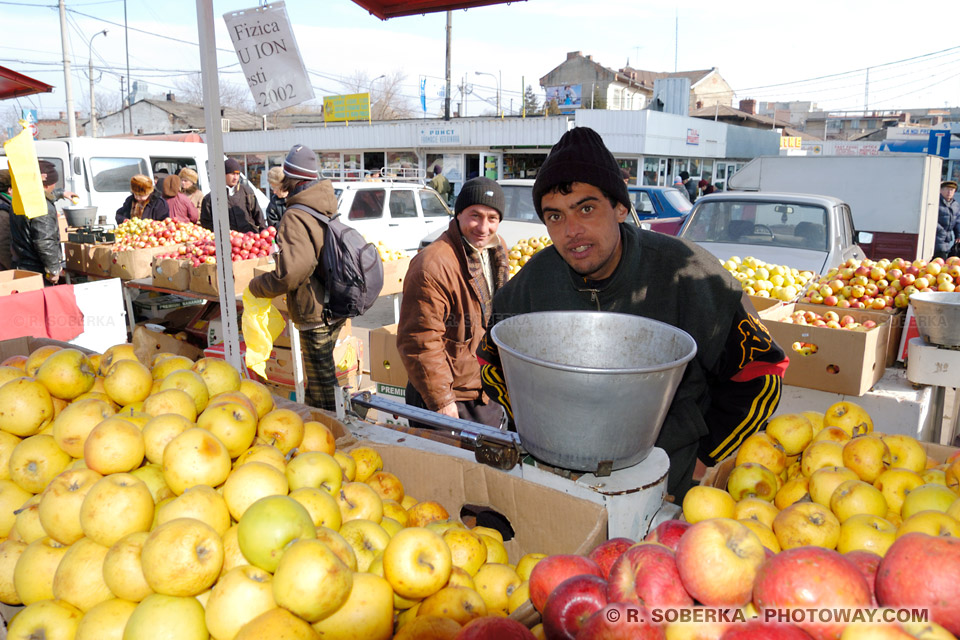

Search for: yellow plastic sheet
xmin=242 ymin=287 xmax=286 ymax=377
xmin=3 ymin=121 xmax=47 ymax=219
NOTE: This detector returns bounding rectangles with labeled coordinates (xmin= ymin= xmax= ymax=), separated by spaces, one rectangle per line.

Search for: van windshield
xmin=683 ymin=200 xmax=828 ymax=251
xmin=90 ymin=157 xmax=148 ymax=192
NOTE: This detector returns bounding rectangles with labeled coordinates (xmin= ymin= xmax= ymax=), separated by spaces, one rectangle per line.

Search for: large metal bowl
xmin=490 ymin=311 xmax=697 ymax=473
xmin=909 ymin=291 xmax=960 ymax=347
xmin=63 ymin=206 xmax=97 ymax=227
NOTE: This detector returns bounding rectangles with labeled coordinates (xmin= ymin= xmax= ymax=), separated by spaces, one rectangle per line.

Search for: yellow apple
xmin=842 ymin=435 xmax=892 ymax=483
xmin=515 ymin=553 xmax=547 ymax=582
xmin=309 ymin=572 xmax=393 ymax=639
xmin=774 ymin=476 xmax=810 ymax=510
xmin=155 ymin=484 xmax=231 ymax=537
xmin=273 ymin=538 xmax=353 ymax=623
xmin=382 ymin=498 xmax=410 ymax=527
xmin=75 ymin=597 xmax=137 ymax=640
xmin=443 ymin=528 xmax=487 ymax=576
xmin=837 ymin=513 xmax=897 ymax=555
xmin=51 ymin=537 xmax=113 ymax=612
xmin=880 ymin=434 xmax=927 ymax=473
xmin=103 ymin=359 xmax=153 ymax=407
xmin=472 ymin=562 xmax=522 ymax=614
xmin=140 ymin=517 xmax=224 ymax=596
xmin=922 ymin=468 xmax=947 ymax=486
xmin=298 ymin=420 xmax=336 ymax=455
xmin=14 ymin=494 xmax=44 ymax=544
xmin=734 ymin=497 xmax=780 ymax=528
xmin=365 ymin=470 xmax=405 ymax=502
xmin=408 ymin=501 xmax=452 ymax=528
xmin=739 ymin=519 xmax=781 ymax=553
xmin=315 ymin=526 xmax=359 ymax=571
xmin=0 ymin=480 xmax=30 ymax=540
xmin=102 ymin=531 xmax=153 ymax=602
xmin=339 ymin=519 xmax=391 ymax=572
xmin=336 ymin=481 xmax=384 ymax=523
xmin=348 ymin=446 xmax=384 ymax=483
xmin=874 ymin=468 xmax=925 ymax=515
xmin=35 ymin=348 xmax=96 ymax=400
xmin=334 ymin=450 xmax=358 ymax=481
xmin=0 ymin=538 xmax=26 ymax=604
xmin=478 ymin=534 xmax=509 ymax=564
xmin=393 ymin=615 xmax=461 ymax=640
xmin=14 ymin=536 xmax=70 ymax=605
xmin=286 ymin=451 xmax=344 ymax=495
xmin=129 ymin=463 xmax=174 ymax=504
xmin=765 ymin=413 xmax=814 ymax=456
xmin=234 ymin=443 xmax=286 ymax=474
xmin=162 ymin=427 xmax=231 ymax=495
xmin=141 ymin=413 xmax=193 ymax=465
xmin=7 ymin=598 xmax=82 ymax=639
xmin=901 ymin=621 xmax=959 ymax=640
xmin=197 ymin=400 xmax=258 ymax=459
xmin=219 ymin=524 xmax=249 ymax=578
xmin=823 ymin=401 xmax=873 ymax=436
xmin=289 ymin=486 xmax=343 ymax=530
xmin=257 ymin=408 xmax=304 ymax=455
xmin=682 ymin=485 xmax=736 ymax=523
xmin=97 ymin=343 xmax=137 ymax=376
xmin=772 ymin=501 xmax=841 ymax=549
xmin=383 ymin=527 xmax=453 ymax=600
xmin=812 ymin=426 xmax=852 ymax=445
xmin=10 ymin=434 xmax=71 ymax=493
xmin=51 ymin=397 xmax=115 ymax=457
xmin=80 ymin=473 xmax=154 ymax=547
xmin=418 ymin=585 xmax=488 ymax=625
xmin=900 ymin=482 xmax=958 ymax=519
xmin=896 ymin=510 xmax=960 ymax=538
xmin=191 ymin=357 xmax=241 ymax=397
xmin=800 ymin=440 xmax=845 ymax=477
xmin=235 ymin=607 xmax=321 ymax=639
xmin=238 ymin=378 xmax=275 ymax=419
xmin=727 ymin=463 xmax=779 ymax=502
xmin=222 ymin=460 xmax=289 ymax=522
xmin=123 ymin=593 xmax=208 ymax=640
xmin=159 ymin=369 xmax=209 ymax=415
xmin=0 ymin=430 xmax=22 ymax=481
xmin=84 ymin=416 xmax=145 ymax=474
xmin=735 ymin=432 xmax=787 ymax=474
xmin=830 ymin=479 xmax=888 ymax=522
xmin=508 ymin=579 xmax=531 ymax=615
xmin=204 ymin=565 xmax=277 ymax=640
xmin=237 ymin=495 xmax=317 ymax=573
xmin=808 ymin=466 xmax=860 ymax=507
xmin=151 ymin=354 xmax=193 ymax=380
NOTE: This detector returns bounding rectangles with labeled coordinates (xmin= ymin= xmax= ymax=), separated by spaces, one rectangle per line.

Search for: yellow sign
xmin=780 ymin=136 xmax=802 ymax=149
xmin=323 ymin=93 xmax=371 ymax=122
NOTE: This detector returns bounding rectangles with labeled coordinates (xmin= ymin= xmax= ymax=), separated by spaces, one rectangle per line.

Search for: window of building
xmin=617 ymin=158 xmax=638 ymax=184
xmin=642 ymin=157 xmax=659 ymax=185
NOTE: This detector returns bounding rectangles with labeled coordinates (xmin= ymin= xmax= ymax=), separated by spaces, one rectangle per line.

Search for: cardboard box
xmin=132 ymin=324 xmax=204 ymax=365
xmin=702 ymin=440 xmax=958 ymax=491
xmin=265 ymin=334 xmax=361 ymax=387
xmin=765 ymin=303 xmax=889 ymax=396
xmin=0 ymin=270 xmax=44 ymax=296
xmin=152 ymin=258 xmax=191 ymax=291
xmin=369 ymin=323 xmax=407 ymax=386
xmin=0 ymin=336 xmax=95 ymax=360
xmin=110 ymin=245 xmax=173 ymax=280
xmin=62 ymin=242 xmax=85 ymax=273
xmin=87 ymin=245 xmax=115 ymax=277
xmin=380 ymin=257 xmax=411 ymax=297
xmin=350 ymin=440 xmax=608 ymax=563
xmin=748 ymin=295 xmax=783 ymax=319
xmin=191 ymin=257 xmax=268 ymax=297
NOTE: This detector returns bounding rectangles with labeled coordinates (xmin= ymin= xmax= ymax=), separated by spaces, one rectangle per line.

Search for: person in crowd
xmin=265 ymin=166 xmax=287 ymax=228
xmin=116 ymin=174 xmax=169 ymax=225
xmin=11 ymin=161 xmax=66 ymax=284
xmin=430 ymin=165 xmax=452 ymax=204
xmin=398 ymin=177 xmax=509 ymax=429
xmin=161 ymin=174 xmax=198 ymax=223
xmin=200 ymin=158 xmax=266 ymax=233
xmin=935 ymin=179 xmax=960 ymax=259
xmin=679 ymin=170 xmax=698 ymax=202
xmin=477 ymin=127 xmax=788 ymax=501
xmin=672 ymin=175 xmax=686 ymax=192
xmin=178 ymin=167 xmax=203 ymax=210
xmin=0 ymin=170 xmax=14 ymax=270
xmin=621 ymin=168 xmax=632 ymax=185
xmin=699 ymin=179 xmax=716 ymax=196
xmin=248 ymin=145 xmax=343 ymax=411
xmin=153 ymin=169 xmax=170 ymax=186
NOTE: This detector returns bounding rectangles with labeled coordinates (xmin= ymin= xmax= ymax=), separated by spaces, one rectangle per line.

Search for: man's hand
xmin=45 ymin=271 xmax=62 ymax=284
xmin=437 ymin=403 xmax=459 ymax=419
xmin=62 ymin=191 xmax=79 ymax=201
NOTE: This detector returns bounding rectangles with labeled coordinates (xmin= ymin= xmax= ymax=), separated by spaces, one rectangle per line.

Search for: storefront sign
xmin=223 ymin=1 xmax=314 ymax=114
xmin=780 ymin=136 xmax=802 ymax=149
xmin=686 ymin=128 xmax=700 ymax=145
xmin=419 ymin=127 xmax=461 ymax=145
xmin=323 ymin=94 xmax=371 ymax=122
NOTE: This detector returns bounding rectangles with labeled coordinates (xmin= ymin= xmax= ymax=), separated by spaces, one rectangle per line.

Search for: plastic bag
xmin=3 ymin=122 xmax=47 ymax=219
xmin=242 ymin=287 xmax=286 ymax=377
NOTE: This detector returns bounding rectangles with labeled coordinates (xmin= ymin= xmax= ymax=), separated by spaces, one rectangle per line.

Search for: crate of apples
xmin=113 ymin=219 xmax=212 ymax=251
xmin=805 ymin=256 xmax=960 ymax=310
xmin=507 ymin=236 xmax=553 ymax=279
xmin=722 ymin=255 xmax=816 ymax=302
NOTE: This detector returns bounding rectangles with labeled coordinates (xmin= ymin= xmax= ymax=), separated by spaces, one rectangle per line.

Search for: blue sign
xmin=928 ymin=130 xmax=951 ymax=158
xmin=20 ymin=109 xmax=37 ymax=124
xmin=420 ymin=77 xmax=426 ymax=113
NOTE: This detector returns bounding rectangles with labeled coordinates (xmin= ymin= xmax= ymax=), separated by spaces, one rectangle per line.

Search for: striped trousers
xmin=299 ymin=319 xmax=346 ymax=411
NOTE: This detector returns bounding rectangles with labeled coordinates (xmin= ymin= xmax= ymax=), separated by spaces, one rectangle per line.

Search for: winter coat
xmin=200 ymin=184 xmax=265 ymax=233
xmin=265 ymin=192 xmax=286 ymax=228
xmin=248 ymin=180 xmax=336 ymax=325
xmin=116 ymin=191 xmax=169 ymax=225
xmin=936 ymin=195 xmax=960 ymax=254
xmin=396 ymin=219 xmax=509 ymax=411
xmin=11 ymin=191 xmax=61 ymax=276
xmin=165 ymin=192 xmax=199 ymax=223
xmin=0 ymin=194 xmax=14 ymax=270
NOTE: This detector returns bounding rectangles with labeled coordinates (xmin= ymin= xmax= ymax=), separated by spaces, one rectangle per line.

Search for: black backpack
xmin=287 ymin=204 xmax=384 ymax=320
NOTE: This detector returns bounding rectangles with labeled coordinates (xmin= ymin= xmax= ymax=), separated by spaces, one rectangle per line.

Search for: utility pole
xmin=89 ymin=30 xmax=108 ymax=138
xmin=59 ymin=0 xmax=77 ymax=138
xmin=124 ymin=0 xmax=132 ymax=134
xmin=674 ymin=10 xmax=679 ymax=73
xmin=864 ymin=67 xmax=870 ymax=112
xmin=444 ymin=11 xmax=452 ymax=121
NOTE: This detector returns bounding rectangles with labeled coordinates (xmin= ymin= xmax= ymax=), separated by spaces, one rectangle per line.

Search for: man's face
xmin=541 ymin=182 xmax=628 ymax=281
xmin=458 ymin=204 xmax=501 ymax=247
xmin=943 ymin=186 xmax=957 ymax=201
xmin=225 ymin=172 xmax=240 ymax=188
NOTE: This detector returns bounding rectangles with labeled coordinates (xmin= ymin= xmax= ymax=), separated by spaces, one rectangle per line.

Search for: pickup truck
xmin=665 ymin=191 xmax=869 ymax=275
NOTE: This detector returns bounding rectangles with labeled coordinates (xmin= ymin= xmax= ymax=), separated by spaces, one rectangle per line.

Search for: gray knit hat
xmin=532 ymin=127 xmax=631 ymax=220
xmin=283 ymin=144 xmax=318 ymax=180
xmin=455 ymin=177 xmax=505 ymax=219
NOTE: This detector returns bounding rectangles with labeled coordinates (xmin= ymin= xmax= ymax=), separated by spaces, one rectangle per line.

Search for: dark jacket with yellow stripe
xmin=478 ymin=223 xmax=785 ymax=492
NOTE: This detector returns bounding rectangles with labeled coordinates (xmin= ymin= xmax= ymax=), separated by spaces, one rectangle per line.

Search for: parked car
xmin=332 ymin=181 xmax=452 ymax=252
xmin=628 ymin=186 xmax=692 ymax=220
xmin=674 ymin=191 xmax=869 ymax=275
xmin=418 ymin=178 xmax=642 ymax=250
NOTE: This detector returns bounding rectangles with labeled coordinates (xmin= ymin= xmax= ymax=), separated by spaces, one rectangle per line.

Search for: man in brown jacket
xmin=248 ymin=145 xmax=346 ymax=411
xmin=398 ymin=177 xmax=509 ymax=428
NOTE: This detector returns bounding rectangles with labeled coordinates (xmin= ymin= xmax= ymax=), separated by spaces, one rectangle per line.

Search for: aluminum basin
xmin=490 ymin=311 xmax=697 ymax=472
xmin=63 ymin=206 xmax=97 ymax=227
xmin=909 ymin=291 xmax=960 ymax=347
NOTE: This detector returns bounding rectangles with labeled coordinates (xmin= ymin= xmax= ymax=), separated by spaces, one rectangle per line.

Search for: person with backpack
xmin=397 ymin=177 xmax=509 ymax=429
xmin=248 ymin=144 xmax=383 ymax=411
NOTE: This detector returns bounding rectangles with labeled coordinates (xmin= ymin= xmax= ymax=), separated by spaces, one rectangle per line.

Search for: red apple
xmin=607 ymin=543 xmax=692 ymax=608
xmin=529 ymin=555 xmax=605 ymax=613
xmin=875 ymin=532 xmax=960 ymax=635
xmin=676 ymin=519 xmax=766 ymax=608
xmin=753 ymin=547 xmax=872 ymax=640
xmin=588 ymin=538 xmax=635 ymax=580
xmin=576 ymin=602 xmax=665 ymax=639
xmin=844 ymin=550 xmax=881 ymax=606
xmin=542 ymin=574 xmax=609 ymax=640
xmin=719 ymin=620 xmax=814 ymax=639
xmin=455 ymin=617 xmax=536 ymax=639
xmin=643 ymin=519 xmax=691 ymax=552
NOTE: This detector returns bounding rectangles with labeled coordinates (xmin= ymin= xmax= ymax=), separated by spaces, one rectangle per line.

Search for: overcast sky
xmin=3 ymin=0 xmax=960 ymax=122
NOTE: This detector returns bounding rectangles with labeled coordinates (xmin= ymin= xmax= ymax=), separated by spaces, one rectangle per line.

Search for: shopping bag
xmin=242 ymin=287 xmax=286 ymax=377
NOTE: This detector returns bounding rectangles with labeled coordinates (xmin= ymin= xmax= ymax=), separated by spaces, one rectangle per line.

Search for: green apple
xmin=237 ymin=495 xmax=316 ymax=573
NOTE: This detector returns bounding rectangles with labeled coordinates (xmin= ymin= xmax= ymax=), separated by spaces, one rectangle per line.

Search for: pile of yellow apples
xmin=685 ymin=401 xmax=960 ymax=558
xmin=0 ymin=343 xmax=546 ymax=640
xmin=721 ymin=256 xmax=817 ymax=302
xmin=374 ymin=241 xmax=409 ymax=263
xmin=507 ymin=236 xmax=553 ymax=279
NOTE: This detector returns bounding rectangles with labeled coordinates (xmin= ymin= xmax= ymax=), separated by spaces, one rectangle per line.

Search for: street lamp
xmin=474 ymin=71 xmax=501 ymax=116
xmin=88 ymin=29 xmax=107 ymax=137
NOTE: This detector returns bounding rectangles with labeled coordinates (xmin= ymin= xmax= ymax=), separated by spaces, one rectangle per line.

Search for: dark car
xmin=628 ymin=186 xmax=693 ymax=220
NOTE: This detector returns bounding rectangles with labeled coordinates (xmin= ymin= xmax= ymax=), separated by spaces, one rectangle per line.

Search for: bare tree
xmin=341 ymin=70 xmax=415 ymax=120
xmin=173 ymin=74 xmax=254 ymax=111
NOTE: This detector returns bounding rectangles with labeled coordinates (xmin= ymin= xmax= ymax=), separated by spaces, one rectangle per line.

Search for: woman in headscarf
xmin=178 ymin=167 xmax=204 ymax=210
xmin=116 ymin=174 xmax=168 ymax=225
xmin=162 ymin=174 xmax=199 ymax=223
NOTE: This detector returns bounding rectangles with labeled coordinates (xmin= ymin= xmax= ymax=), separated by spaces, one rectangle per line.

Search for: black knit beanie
xmin=455 ymin=177 xmax=505 ymax=219
xmin=532 ymin=127 xmax=631 ymax=220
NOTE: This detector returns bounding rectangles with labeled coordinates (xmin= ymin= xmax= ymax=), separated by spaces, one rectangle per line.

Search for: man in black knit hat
xmin=477 ymin=127 xmax=788 ymax=500
xmin=397 ymin=177 xmax=509 ymax=429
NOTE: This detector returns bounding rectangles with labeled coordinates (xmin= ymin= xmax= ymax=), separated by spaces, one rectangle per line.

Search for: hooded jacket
xmin=248 ymin=179 xmax=336 ymax=325
xmin=199 ymin=183 xmax=265 ymax=233
xmin=11 ymin=190 xmax=61 ymax=276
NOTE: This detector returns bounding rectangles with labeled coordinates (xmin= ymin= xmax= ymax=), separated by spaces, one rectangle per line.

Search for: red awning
xmin=0 ymin=66 xmax=54 ymax=101
xmin=350 ymin=0 xmax=521 ymax=19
